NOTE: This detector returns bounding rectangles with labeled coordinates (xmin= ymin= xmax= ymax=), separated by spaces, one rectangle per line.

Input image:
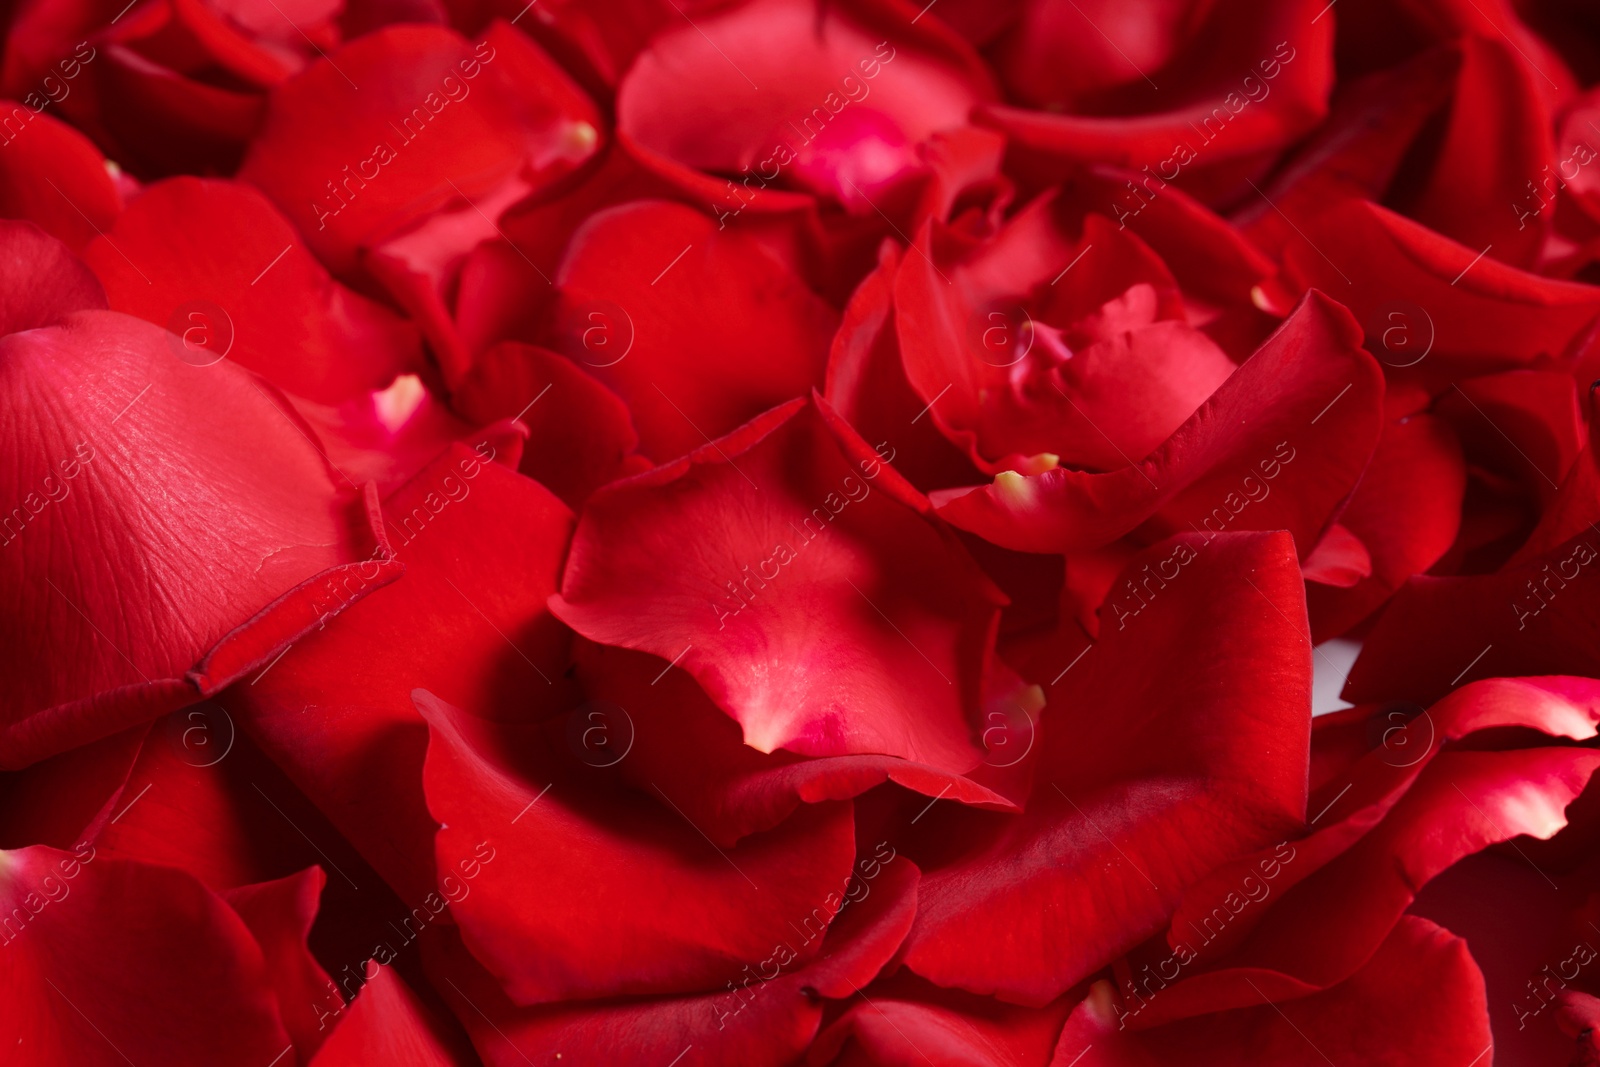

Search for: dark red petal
xmin=418 ymin=688 xmax=859 ymax=1002
xmin=1139 ymin=743 xmax=1600 ymax=1025
xmin=1435 ymin=370 xmax=1585 ymax=516
xmin=1236 ymin=46 xmax=1458 ymax=261
xmin=552 ymin=396 xmax=1004 ymax=771
xmin=932 ymin=291 xmax=1382 ymax=554
xmin=1306 ymin=414 xmax=1466 ymax=640
xmin=979 ymin=0 xmax=1333 ymax=203
xmin=1055 ymin=917 xmax=1489 ymax=1066
xmin=451 ymin=340 xmax=651 ymax=508
xmin=807 ymin=977 xmax=1074 ymax=1066
xmin=903 ymin=531 xmax=1311 ymax=1004
xmin=1157 ymin=675 xmax=1600 ymax=996
xmin=1281 ymin=199 xmax=1600 ymax=387
xmin=0 ymin=726 xmax=140 ymax=850
xmin=0 ymin=309 xmax=401 ymax=767
xmin=309 ymin=964 xmax=475 ymax=1066
xmin=1392 ymin=36 xmax=1555 ymax=269
xmin=224 ymin=867 xmax=336 ymax=1062
xmin=425 ymin=852 xmax=920 ymax=1065
xmin=1345 ymin=523 xmax=1600 ymax=705
xmin=0 ymin=845 xmax=292 ymax=1064
xmin=84 ymin=177 xmax=422 ymax=404
xmin=236 ymin=441 xmax=573 ymax=903
xmin=824 ymin=241 xmax=983 ymax=493
xmin=545 ymin=199 xmax=837 ymax=462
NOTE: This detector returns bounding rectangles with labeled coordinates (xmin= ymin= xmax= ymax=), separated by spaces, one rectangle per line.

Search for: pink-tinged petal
xmin=1056 ymin=917 xmax=1490 ymax=1066
xmin=616 ymin=0 xmax=994 ymax=213
xmin=0 ymin=845 xmax=292 ymax=1064
xmin=902 ymin=531 xmax=1311 ymax=1005
xmin=310 ymin=963 xmax=476 ymax=1066
xmin=552 ymin=396 xmax=1004 ymax=771
xmin=84 ymin=177 xmax=422 ymax=404
xmin=932 ymin=291 xmax=1383 ymax=554
xmin=239 ymin=22 xmax=599 ymax=275
xmin=895 ymin=202 xmax=1236 ymax=476
xmin=0 ymin=219 xmax=106 ymax=333
xmin=425 ymin=852 xmax=920 ymax=1065
xmin=224 ymin=867 xmax=336 ymax=1062
xmin=452 ymin=341 xmax=651 ymax=508
xmin=290 ymin=374 xmax=516 ymax=498
xmin=576 ymin=641 xmax=1023 ymax=847
xmin=0 ymin=101 xmax=122 ymax=252
xmin=417 ymin=688 xmax=858 ymax=1003
xmin=545 ymin=199 xmax=838 ymax=462
xmin=0 ymin=308 xmax=402 ymax=768
xmin=1306 ymin=414 xmax=1465 ymax=640
xmin=235 ymin=441 xmax=573 ymax=904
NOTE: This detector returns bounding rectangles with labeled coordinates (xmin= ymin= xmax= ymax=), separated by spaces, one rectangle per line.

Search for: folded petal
xmin=932 ymin=291 xmax=1383 ymax=554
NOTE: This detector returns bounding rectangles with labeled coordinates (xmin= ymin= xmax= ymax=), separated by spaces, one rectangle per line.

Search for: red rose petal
xmin=236 ymin=441 xmax=573 ymax=903
xmin=309 ymin=963 xmax=475 ymax=1066
xmin=545 ymin=199 xmax=838 ymax=462
xmin=0 ymin=100 xmax=122 ymax=252
xmin=239 ymin=22 xmax=599 ymax=275
xmin=552 ymin=396 xmax=1004 ymax=772
xmin=931 ymin=291 xmax=1383 ymax=554
xmin=0 ymin=307 xmax=401 ymax=768
xmin=0 ymin=218 xmax=106 ymax=334
xmin=1055 ymin=917 xmax=1489 ymax=1066
xmin=84 ymin=177 xmax=422 ymax=404
xmin=425 ymin=851 xmax=920 ymax=1065
xmin=902 ymin=531 xmax=1311 ymax=1005
xmin=0 ymin=845 xmax=292 ymax=1065
xmin=417 ymin=688 xmax=859 ymax=1003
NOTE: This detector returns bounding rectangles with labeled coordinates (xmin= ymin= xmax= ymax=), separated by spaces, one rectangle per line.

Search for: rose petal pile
xmin=3 ymin=1 xmax=1600 ymax=1065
